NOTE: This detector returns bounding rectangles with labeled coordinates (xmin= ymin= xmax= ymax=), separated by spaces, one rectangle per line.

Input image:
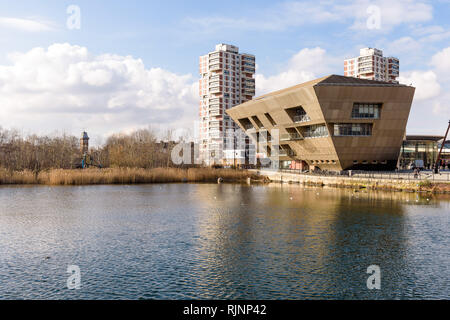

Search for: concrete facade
xmin=226 ymin=75 xmax=415 ymax=171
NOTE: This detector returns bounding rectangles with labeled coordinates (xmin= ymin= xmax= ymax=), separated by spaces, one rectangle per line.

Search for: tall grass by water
xmin=0 ymin=167 xmax=259 ymax=186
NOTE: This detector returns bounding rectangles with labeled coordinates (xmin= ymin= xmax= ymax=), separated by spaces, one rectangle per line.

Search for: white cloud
xmin=431 ymin=47 xmax=450 ymax=75
xmin=0 ymin=43 xmax=198 ymax=138
xmin=428 ymin=47 xmax=450 ymax=117
xmin=401 ymin=47 xmax=450 ymax=134
xmin=0 ymin=44 xmax=336 ymax=138
xmin=0 ymin=17 xmax=54 ymax=32
xmin=255 ymin=47 xmax=333 ymax=95
xmin=398 ymin=71 xmax=440 ymax=100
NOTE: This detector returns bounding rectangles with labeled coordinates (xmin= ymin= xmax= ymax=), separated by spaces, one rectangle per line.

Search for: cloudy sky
xmin=0 ymin=0 xmax=449 ymax=144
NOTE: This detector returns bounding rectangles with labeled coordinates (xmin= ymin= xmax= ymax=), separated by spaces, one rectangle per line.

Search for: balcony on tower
xmin=210 ymin=86 xmax=222 ymax=94
xmin=210 ymin=64 xmax=222 ymax=71
xmin=244 ymin=78 xmax=255 ymax=86
xmin=241 ymin=54 xmax=255 ymax=63
xmin=243 ymin=87 xmax=256 ymax=96
xmin=209 ymin=120 xmax=221 ymax=130
xmin=209 ymin=108 xmax=221 ymax=117
xmin=242 ymin=66 xmax=255 ymax=73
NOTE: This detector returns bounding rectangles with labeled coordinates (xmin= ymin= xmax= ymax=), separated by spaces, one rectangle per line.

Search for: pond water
xmin=0 ymin=183 xmax=448 ymax=299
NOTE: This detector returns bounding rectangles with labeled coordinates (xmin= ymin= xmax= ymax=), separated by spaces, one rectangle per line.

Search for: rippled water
xmin=0 ymin=183 xmax=449 ymax=300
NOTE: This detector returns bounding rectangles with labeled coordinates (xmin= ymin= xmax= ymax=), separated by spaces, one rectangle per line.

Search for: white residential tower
xmin=198 ymin=44 xmax=256 ymax=166
xmin=344 ymin=48 xmax=399 ymax=83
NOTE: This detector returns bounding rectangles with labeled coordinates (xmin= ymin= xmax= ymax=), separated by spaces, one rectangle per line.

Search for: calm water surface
xmin=0 ymin=183 xmax=448 ymax=299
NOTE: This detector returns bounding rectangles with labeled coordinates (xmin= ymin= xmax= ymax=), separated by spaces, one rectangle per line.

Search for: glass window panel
xmin=334 ymin=123 xmax=372 ymax=136
xmin=352 ymin=103 xmax=381 ymax=119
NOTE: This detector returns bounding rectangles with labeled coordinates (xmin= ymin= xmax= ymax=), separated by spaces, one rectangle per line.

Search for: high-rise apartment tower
xmin=198 ymin=44 xmax=256 ymax=165
xmin=344 ymin=48 xmax=399 ymax=83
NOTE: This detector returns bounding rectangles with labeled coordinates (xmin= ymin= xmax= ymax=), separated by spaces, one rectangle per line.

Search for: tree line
xmin=0 ymin=127 xmax=180 ymax=171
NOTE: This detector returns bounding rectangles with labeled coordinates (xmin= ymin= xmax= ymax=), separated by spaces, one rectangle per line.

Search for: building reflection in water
xmin=190 ymin=183 xmax=448 ymax=299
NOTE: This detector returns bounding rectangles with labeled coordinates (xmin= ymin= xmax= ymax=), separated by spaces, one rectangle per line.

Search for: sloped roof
xmin=316 ymin=74 xmax=408 ymax=86
xmin=406 ymin=135 xmax=444 ymax=142
xmin=251 ymin=74 xmax=410 ymax=103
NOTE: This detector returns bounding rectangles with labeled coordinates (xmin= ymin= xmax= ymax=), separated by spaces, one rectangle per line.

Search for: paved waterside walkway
xmin=251 ymin=169 xmax=450 ymax=191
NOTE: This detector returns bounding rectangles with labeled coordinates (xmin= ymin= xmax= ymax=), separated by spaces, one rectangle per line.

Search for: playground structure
xmin=81 ymin=153 xmax=102 ymax=169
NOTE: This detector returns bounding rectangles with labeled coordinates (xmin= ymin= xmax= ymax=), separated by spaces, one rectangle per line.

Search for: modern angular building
xmin=344 ymin=48 xmax=400 ymax=83
xmin=226 ymin=75 xmax=415 ymax=171
xmin=198 ymin=44 xmax=256 ymax=165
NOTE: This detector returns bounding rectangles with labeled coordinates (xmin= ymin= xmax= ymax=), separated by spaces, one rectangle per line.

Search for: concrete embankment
xmin=254 ymin=170 xmax=450 ymax=194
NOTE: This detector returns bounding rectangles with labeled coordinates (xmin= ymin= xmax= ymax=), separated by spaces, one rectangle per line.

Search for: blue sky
xmin=0 ymin=0 xmax=449 ymax=143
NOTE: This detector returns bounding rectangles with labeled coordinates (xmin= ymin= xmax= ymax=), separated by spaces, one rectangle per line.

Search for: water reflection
xmin=0 ymin=184 xmax=448 ymax=299
xmin=191 ymin=184 xmax=448 ymax=299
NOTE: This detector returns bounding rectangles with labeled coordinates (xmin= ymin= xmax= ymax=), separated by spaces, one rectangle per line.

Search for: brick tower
xmin=80 ymin=131 xmax=89 ymax=154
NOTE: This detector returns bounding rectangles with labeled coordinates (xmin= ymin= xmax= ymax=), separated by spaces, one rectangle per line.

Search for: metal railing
xmin=293 ymin=115 xmax=311 ymax=123
xmin=261 ymin=168 xmax=450 ymax=182
xmin=348 ymin=170 xmax=450 ymax=182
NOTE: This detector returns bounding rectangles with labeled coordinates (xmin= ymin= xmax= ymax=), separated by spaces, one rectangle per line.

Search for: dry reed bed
xmin=0 ymin=168 xmax=259 ymax=185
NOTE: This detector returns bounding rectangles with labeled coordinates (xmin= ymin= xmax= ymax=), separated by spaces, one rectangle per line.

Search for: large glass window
xmin=285 ymin=106 xmax=310 ymax=123
xmin=334 ymin=123 xmax=373 ymax=136
xmin=351 ymin=103 xmax=382 ymax=119
xmin=303 ymin=124 xmax=328 ymax=138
